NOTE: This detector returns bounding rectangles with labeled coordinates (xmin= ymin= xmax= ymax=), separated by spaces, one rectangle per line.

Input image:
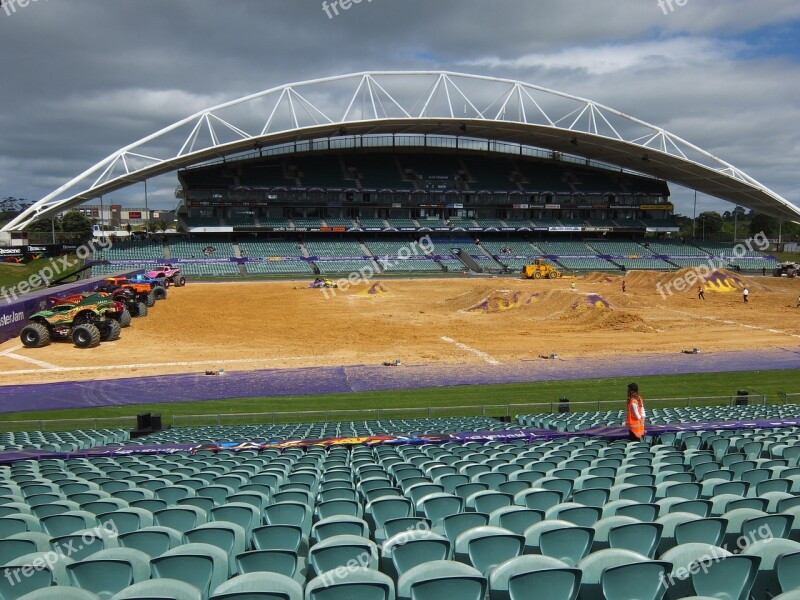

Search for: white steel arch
xmin=4 ymin=71 xmax=799 ymax=230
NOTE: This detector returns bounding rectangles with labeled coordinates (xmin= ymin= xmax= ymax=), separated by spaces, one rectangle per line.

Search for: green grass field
xmin=2 ymin=369 xmax=798 ymax=430
xmin=0 ymin=255 xmax=83 ymax=295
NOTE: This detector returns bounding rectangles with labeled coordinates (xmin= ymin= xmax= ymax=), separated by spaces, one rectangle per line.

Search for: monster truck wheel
xmin=175 ymin=276 xmax=186 ymax=287
xmin=117 ymin=308 xmax=132 ymax=327
xmin=153 ymin=286 xmax=167 ymax=301
xmin=100 ymin=319 xmax=121 ymax=342
xmin=135 ymin=302 xmax=148 ymax=317
xmin=72 ymin=324 xmax=101 ymax=348
xmin=20 ymin=323 xmax=51 ymax=348
xmin=145 ymin=292 xmax=156 ymax=307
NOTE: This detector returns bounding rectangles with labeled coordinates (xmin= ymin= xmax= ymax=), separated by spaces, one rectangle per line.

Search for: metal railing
xmin=167 ymin=394 xmax=767 ymax=428
xmin=0 ymin=416 xmax=137 ymax=433
xmin=0 ymin=391 xmax=782 ymax=432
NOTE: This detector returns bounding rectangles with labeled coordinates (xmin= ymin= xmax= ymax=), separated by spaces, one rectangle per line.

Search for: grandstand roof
xmin=4 ymin=71 xmax=799 ymax=230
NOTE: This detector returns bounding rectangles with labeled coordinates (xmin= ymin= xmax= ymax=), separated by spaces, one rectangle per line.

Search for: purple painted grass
xmin=0 ymin=348 xmax=797 ymax=414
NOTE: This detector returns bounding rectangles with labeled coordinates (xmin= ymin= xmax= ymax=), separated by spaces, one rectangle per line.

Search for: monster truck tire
xmin=135 ymin=302 xmax=148 ymax=317
xmin=72 ymin=324 xmax=101 ymax=348
xmin=145 ymin=292 xmax=156 ymax=307
xmin=153 ymin=287 xmax=167 ymax=301
xmin=175 ymin=276 xmax=186 ymax=287
xmin=118 ymin=308 xmax=132 ymax=327
xmin=20 ymin=323 xmax=51 ymax=348
xmin=100 ymin=319 xmax=122 ymax=342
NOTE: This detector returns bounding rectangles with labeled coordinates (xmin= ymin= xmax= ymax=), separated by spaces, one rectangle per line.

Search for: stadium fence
xmin=1 ymin=393 xmax=775 ymax=432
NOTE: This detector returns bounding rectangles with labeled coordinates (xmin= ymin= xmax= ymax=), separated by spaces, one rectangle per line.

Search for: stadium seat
xmin=186 ymin=522 xmax=246 ymax=575
xmin=742 ymin=538 xmax=800 ymax=600
xmin=305 ymin=567 xmax=394 ymax=600
xmin=488 ymin=506 xmax=544 ymax=535
xmin=111 ymin=578 xmax=202 ymax=600
xmin=578 ymin=549 xmax=661 ymax=600
xmin=17 ymin=589 xmax=99 ymax=600
xmin=381 ymin=530 xmax=451 ymax=579
xmin=67 ymin=548 xmax=151 ymax=599
xmin=235 ymin=549 xmax=302 ymax=580
xmin=488 ymin=554 xmax=581 ymax=600
xmin=1 ymin=551 xmax=74 ymax=600
xmin=150 ymin=542 xmax=229 ymax=598
xmin=397 ymin=560 xmax=486 ymax=600
xmin=660 ymin=543 xmax=732 ymax=600
xmin=117 ymin=526 xmax=184 ymax=558
xmin=308 ymin=534 xmax=377 ymax=577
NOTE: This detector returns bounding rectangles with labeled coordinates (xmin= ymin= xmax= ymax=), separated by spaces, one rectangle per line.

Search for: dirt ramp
xmin=702 ymin=269 xmax=744 ymax=292
xmin=582 ymin=272 xmax=620 ymax=284
xmin=465 ymin=290 xmax=540 ymax=313
xmin=356 ymin=281 xmax=390 ymax=297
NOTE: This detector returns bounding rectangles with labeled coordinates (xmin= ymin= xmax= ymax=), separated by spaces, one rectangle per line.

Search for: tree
xmin=696 ymin=211 xmax=723 ymax=238
xmin=749 ymin=213 xmax=779 ymax=239
xmin=26 ymin=217 xmax=59 ymax=234
xmin=60 ymin=210 xmax=94 ymax=242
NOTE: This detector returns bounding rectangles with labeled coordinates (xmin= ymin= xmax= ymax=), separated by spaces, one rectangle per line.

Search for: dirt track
xmin=0 ymin=270 xmax=798 ymax=386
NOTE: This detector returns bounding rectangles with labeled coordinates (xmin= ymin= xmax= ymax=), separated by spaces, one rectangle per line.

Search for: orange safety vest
xmin=626 ymin=394 xmax=645 ymax=438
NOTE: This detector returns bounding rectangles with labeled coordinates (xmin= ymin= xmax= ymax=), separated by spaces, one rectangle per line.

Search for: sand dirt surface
xmin=0 ymin=271 xmax=798 ymax=386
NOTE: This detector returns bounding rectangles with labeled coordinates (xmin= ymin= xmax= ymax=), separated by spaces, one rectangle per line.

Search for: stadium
xmin=1 ymin=69 xmax=800 ymax=600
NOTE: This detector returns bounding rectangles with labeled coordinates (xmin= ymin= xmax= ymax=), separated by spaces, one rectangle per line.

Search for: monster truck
xmin=20 ymin=297 xmax=123 ymax=349
xmin=98 ymin=278 xmax=160 ymax=305
xmin=127 ymin=273 xmax=171 ymax=294
xmin=309 ymin=278 xmax=338 ymax=289
xmin=51 ymin=290 xmax=142 ymax=325
xmin=146 ymin=264 xmax=186 ymax=287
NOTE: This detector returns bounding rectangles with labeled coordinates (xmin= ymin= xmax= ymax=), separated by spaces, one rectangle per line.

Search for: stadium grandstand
xmin=84 ymin=140 xmax=780 ymax=278
xmin=4 ymin=72 xmax=795 ymax=279
xmin=2 ymin=71 xmax=800 ymax=600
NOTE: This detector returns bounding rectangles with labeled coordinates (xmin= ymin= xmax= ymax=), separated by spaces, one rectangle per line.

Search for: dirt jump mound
xmin=356 ymin=281 xmax=390 ymax=297
xmin=465 ymin=290 xmax=540 ymax=313
xmin=702 ymin=269 xmax=743 ymax=292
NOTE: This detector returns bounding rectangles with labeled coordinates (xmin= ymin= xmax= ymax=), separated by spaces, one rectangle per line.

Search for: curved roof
xmin=4 ymin=71 xmax=799 ymax=230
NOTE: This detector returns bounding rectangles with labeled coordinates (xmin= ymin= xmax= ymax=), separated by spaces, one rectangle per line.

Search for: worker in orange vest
xmin=626 ymin=382 xmax=646 ymax=441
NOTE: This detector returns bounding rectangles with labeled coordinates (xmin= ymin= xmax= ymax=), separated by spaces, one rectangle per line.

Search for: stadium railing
xmin=0 ymin=416 xmax=138 ymax=433
xmin=2 ymin=392 xmax=779 ymax=432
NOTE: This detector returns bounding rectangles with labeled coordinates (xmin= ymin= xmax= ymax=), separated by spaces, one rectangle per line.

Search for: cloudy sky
xmin=0 ymin=0 xmax=798 ymax=218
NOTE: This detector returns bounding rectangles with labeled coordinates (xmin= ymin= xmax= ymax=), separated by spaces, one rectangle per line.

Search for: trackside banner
xmin=3 ymin=418 xmax=800 ymax=464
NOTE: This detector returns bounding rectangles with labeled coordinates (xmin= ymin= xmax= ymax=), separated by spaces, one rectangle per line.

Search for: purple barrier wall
xmin=0 ymin=269 xmax=141 ymax=344
xmin=3 ymin=417 xmax=800 ymax=465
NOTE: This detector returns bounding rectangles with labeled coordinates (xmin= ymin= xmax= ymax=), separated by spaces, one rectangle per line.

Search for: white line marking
xmin=441 ymin=336 xmax=501 ymax=365
xmin=0 ymin=356 xmax=328 ymax=377
xmin=3 ymin=353 xmax=61 ymax=370
xmin=0 ymin=345 xmax=23 ymax=357
xmin=661 ymin=307 xmax=800 ymax=339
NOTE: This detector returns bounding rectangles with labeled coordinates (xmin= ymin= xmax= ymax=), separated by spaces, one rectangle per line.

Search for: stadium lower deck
xmin=90 ymin=234 xmax=780 ymax=279
xmin=3 ymin=405 xmax=800 ymax=600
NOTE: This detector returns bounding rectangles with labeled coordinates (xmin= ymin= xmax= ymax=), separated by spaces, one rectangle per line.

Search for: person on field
xmin=626 ymin=382 xmax=646 ymax=442
xmin=698 ymin=285 xmax=705 ymax=300
xmin=743 ymin=287 xmax=749 ymax=303
xmin=622 ymin=280 xmax=626 ymax=293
